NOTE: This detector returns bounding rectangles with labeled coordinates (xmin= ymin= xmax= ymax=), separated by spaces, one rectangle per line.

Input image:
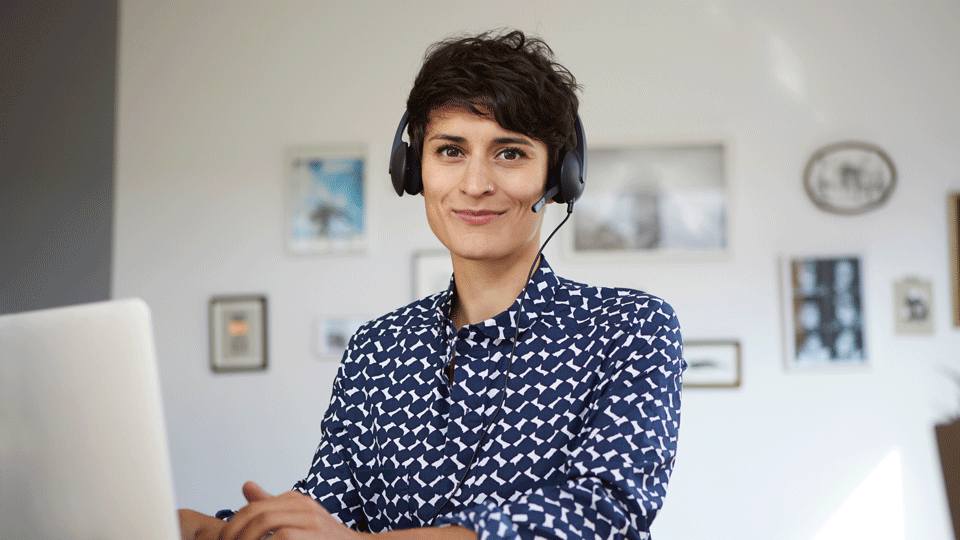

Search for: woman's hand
xmin=178 ymin=508 xmax=226 ymax=540
xmin=218 ymin=481 xmax=362 ymax=540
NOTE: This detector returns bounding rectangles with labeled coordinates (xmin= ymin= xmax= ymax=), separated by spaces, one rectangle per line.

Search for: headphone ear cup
xmin=555 ymin=150 xmax=584 ymax=204
xmin=389 ymin=111 xmax=423 ymax=196
xmin=405 ymin=145 xmax=422 ymax=195
xmin=389 ymin=140 xmax=409 ymax=196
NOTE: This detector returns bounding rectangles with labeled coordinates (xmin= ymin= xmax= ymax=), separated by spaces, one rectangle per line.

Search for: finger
xmin=243 ymin=480 xmax=272 ymax=503
xmin=227 ymin=505 xmax=321 ymax=540
xmin=220 ymin=492 xmax=316 ymax=540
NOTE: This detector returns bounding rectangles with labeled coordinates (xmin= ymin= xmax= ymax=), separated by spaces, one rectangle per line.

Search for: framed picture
xmin=314 ymin=316 xmax=368 ymax=359
xmin=412 ymin=250 xmax=452 ymax=301
xmin=209 ymin=295 xmax=267 ymax=372
xmin=951 ymin=193 xmax=960 ymax=326
xmin=893 ymin=278 xmax=934 ymax=335
xmin=570 ymin=142 xmax=728 ymax=258
xmin=780 ymin=255 xmax=867 ymax=369
xmin=803 ymin=141 xmax=896 ymax=215
xmin=285 ymin=145 xmax=366 ymax=254
xmin=683 ymin=340 xmax=741 ymax=388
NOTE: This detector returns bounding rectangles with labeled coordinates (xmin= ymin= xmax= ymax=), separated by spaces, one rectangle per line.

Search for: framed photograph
xmin=780 ymin=255 xmax=867 ymax=369
xmin=803 ymin=141 xmax=896 ymax=215
xmin=683 ymin=340 xmax=741 ymax=388
xmin=570 ymin=142 xmax=727 ymax=258
xmin=209 ymin=295 xmax=267 ymax=372
xmin=894 ymin=278 xmax=934 ymax=335
xmin=285 ymin=145 xmax=366 ymax=254
xmin=314 ymin=316 xmax=368 ymax=359
xmin=951 ymin=193 xmax=960 ymax=326
xmin=412 ymin=250 xmax=452 ymax=301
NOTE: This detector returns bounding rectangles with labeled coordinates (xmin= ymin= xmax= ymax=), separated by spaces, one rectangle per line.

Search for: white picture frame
xmin=209 ymin=295 xmax=267 ymax=372
xmin=683 ymin=340 xmax=741 ymax=388
xmin=412 ymin=250 xmax=452 ymax=301
xmin=568 ymin=141 xmax=729 ymax=260
xmin=780 ymin=255 xmax=867 ymax=370
xmin=314 ymin=316 xmax=368 ymax=359
xmin=893 ymin=277 xmax=934 ymax=335
xmin=285 ymin=145 xmax=366 ymax=255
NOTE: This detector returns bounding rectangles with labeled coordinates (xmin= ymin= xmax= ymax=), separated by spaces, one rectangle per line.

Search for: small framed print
xmin=412 ymin=250 xmax=452 ymax=301
xmin=314 ymin=316 xmax=367 ymax=359
xmin=683 ymin=340 xmax=741 ymax=388
xmin=209 ymin=295 xmax=267 ymax=372
xmin=894 ymin=278 xmax=933 ymax=335
xmin=780 ymin=255 xmax=867 ymax=369
xmin=285 ymin=145 xmax=366 ymax=255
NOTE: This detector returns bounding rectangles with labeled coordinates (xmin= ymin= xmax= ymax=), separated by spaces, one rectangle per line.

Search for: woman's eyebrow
xmin=493 ymin=136 xmax=535 ymax=147
xmin=427 ymin=134 xmax=535 ymax=147
xmin=428 ymin=134 xmax=466 ymax=143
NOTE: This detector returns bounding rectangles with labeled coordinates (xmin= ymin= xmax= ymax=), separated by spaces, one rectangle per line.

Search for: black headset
xmin=389 ymin=111 xmax=587 ymax=212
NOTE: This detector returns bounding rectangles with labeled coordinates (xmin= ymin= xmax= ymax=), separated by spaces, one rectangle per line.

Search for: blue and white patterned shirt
xmin=292 ymin=258 xmax=684 ymax=539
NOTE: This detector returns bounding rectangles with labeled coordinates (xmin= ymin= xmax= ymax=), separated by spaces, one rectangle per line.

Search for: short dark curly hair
xmin=406 ymin=29 xmax=580 ymax=173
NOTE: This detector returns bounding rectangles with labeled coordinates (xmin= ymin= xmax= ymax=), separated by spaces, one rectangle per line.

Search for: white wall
xmin=113 ymin=1 xmax=960 ymax=538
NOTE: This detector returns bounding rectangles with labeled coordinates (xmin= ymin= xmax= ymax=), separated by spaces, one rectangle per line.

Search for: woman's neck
xmin=450 ymin=253 xmax=540 ymax=330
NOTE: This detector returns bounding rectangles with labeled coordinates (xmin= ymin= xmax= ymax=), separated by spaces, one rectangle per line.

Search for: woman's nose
xmin=460 ymin=158 xmax=494 ymax=196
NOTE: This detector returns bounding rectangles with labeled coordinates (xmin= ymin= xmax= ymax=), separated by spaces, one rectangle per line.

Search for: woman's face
xmin=420 ymin=105 xmax=550 ymax=267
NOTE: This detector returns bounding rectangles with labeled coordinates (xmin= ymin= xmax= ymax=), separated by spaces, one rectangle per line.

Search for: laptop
xmin=0 ymin=298 xmax=181 ymax=539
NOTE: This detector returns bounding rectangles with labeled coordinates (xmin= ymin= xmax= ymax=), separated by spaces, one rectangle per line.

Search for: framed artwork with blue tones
xmin=286 ymin=145 xmax=366 ymax=254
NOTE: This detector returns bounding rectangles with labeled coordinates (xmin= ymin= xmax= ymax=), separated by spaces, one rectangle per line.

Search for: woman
xmin=180 ymin=29 xmax=684 ymax=540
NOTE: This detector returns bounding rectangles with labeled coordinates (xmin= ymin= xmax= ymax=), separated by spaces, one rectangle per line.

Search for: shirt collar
xmin=430 ymin=256 xmax=560 ymax=342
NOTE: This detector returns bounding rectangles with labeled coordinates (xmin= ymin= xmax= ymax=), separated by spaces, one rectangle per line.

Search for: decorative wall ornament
xmin=803 ymin=141 xmax=896 ymax=214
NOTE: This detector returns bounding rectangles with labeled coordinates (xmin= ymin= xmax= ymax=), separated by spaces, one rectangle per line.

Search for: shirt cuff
xmin=435 ymin=500 xmax=518 ymax=540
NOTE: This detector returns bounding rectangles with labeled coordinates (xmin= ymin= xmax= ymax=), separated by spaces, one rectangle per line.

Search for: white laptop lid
xmin=0 ymin=298 xmax=180 ymax=540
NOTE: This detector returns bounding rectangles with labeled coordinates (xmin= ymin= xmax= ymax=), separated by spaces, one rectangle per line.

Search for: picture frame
xmin=412 ymin=250 xmax=452 ymax=301
xmin=893 ymin=277 xmax=934 ymax=335
xmin=780 ymin=255 xmax=867 ymax=370
xmin=803 ymin=141 xmax=896 ymax=215
xmin=209 ymin=295 xmax=267 ymax=372
xmin=569 ymin=141 xmax=728 ymax=259
xmin=951 ymin=193 xmax=960 ymax=327
xmin=683 ymin=340 xmax=741 ymax=388
xmin=314 ymin=316 xmax=368 ymax=360
xmin=285 ymin=145 xmax=366 ymax=255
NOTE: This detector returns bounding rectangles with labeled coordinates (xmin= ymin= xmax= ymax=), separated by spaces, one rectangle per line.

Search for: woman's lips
xmin=454 ymin=209 xmax=505 ymax=225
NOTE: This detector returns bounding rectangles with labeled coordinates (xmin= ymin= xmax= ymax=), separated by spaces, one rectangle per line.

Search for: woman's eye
xmin=499 ymin=148 xmax=526 ymax=160
xmin=437 ymin=146 xmax=461 ymax=158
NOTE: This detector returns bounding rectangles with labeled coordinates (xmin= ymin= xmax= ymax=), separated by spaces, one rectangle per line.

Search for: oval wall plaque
xmin=803 ymin=141 xmax=896 ymax=214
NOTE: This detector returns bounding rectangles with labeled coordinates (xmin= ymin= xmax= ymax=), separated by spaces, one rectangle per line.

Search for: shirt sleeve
xmin=435 ymin=299 xmax=684 ymax=540
xmin=290 ymin=331 xmax=370 ymax=531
